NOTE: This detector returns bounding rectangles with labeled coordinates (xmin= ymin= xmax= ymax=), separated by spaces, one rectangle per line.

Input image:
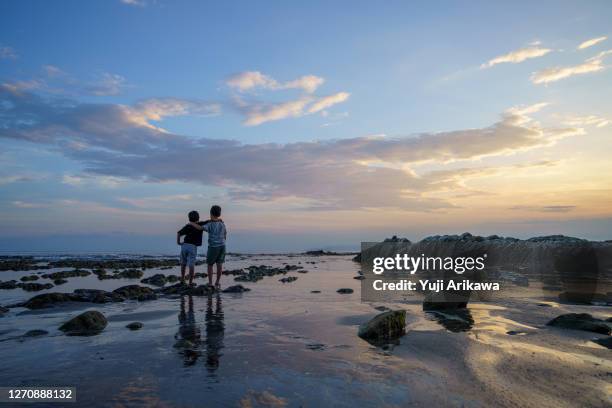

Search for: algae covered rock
xmin=547 ymin=313 xmax=610 ymax=335
xmin=59 ymin=310 xmax=107 ymax=335
xmin=358 ymin=310 xmax=406 ymax=344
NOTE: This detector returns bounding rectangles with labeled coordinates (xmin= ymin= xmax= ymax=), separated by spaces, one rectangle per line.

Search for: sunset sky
xmin=1 ymin=1 xmax=611 ymax=252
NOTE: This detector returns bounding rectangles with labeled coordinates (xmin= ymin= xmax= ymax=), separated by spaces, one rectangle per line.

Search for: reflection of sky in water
xmin=0 ymin=255 xmax=610 ymax=407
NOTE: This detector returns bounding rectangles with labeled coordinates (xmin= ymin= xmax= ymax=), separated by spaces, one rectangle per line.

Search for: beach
xmin=0 ymin=253 xmax=610 ymax=407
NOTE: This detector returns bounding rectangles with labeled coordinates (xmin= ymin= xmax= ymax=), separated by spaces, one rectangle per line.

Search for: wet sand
xmin=0 ymin=254 xmax=610 ymax=407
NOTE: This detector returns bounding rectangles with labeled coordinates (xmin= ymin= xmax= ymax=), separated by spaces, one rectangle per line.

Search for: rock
xmin=0 ymin=280 xmax=19 ymax=289
xmin=117 ymin=269 xmax=144 ymax=279
xmin=59 ymin=311 xmax=107 ymax=335
xmin=304 ymin=250 xmax=341 ymax=256
xmin=24 ymin=329 xmax=48 ymax=337
xmin=353 ymin=275 xmax=365 ymax=280
xmin=592 ymin=337 xmax=612 ymax=349
xmin=279 ymin=276 xmax=298 ymax=283
xmin=141 ymin=274 xmax=167 ymax=287
xmin=173 ymin=339 xmax=194 ymax=348
xmin=184 ymin=284 xmax=216 ymax=296
xmin=20 ymin=275 xmax=39 ymax=282
xmin=310 ymin=290 xmax=321 ymax=293
xmin=358 ymin=310 xmax=406 ymax=344
xmin=374 ymin=306 xmax=390 ymax=311
xmin=337 ymin=288 xmax=353 ymax=294
xmin=222 ymin=285 xmax=250 ymax=293
xmin=158 ymin=282 xmax=189 ymax=295
xmin=547 ymin=313 xmax=611 ymax=335
xmin=19 ymin=282 xmax=54 ymax=292
xmin=422 ymin=292 xmax=469 ymax=311
xmin=53 ymin=279 xmax=68 ymax=285
xmin=427 ymin=309 xmax=474 ymax=332
xmin=166 ymin=275 xmax=180 ymax=283
xmin=383 ymin=236 xmax=411 ymax=243
xmin=352 ymin=253 xmax=361 ymax=263
xmin=42 ymin=269 xmax=91 ymax=280
xmin=113 ymin=285 xmax=156 ymax=301
xmin=22 ymin=292 xmax=75 ymax=309
xmin=126 ymin=322 xmax=143 ymax=330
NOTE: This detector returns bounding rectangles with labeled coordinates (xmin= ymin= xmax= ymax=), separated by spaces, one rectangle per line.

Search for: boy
xmin=190 ymin=205 xmax=227 ymax=289
xmin=177 ymin=210 xmax=208 ymax=285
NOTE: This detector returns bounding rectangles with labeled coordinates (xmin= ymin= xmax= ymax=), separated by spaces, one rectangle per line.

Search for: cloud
xmin=509 ymin=205 xmax=576 ymax=213
xmin=560 ymin=114 xmax=609 ymax=128
xmin=118 ymin=194 xmax=195 ymax=209
xmin=85 ymin=73 xmax=127 ymax=96
xmin=0 ymin=86 xmax=583 ymax=210
xmin=226 ymin=71 xmax=324 ymax=93
xmin=120 ymin=0 xmax=147 ymax=6
xmin=578 ymin=36 xmax=607 ymax=50
xmin=0 ymin=46 xmax=17 ymax=60
xmin=531 ymin=51 xmax=611 ymax=84
xmin=481 ymin=43 xmax=552 ymax=68
xmin=235 ymin=92 xmax=350 ymax=126
xmin=12 ymin=201 xmax=48 ymax=209
xmin=307 ymin=92 xmax=350 ymax=114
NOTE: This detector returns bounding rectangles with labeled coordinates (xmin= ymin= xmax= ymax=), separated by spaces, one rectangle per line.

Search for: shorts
xmin=206 ymin=245 xmax=226 ymax=265
xmin=180 ymin=243 xmax=198 ymax=267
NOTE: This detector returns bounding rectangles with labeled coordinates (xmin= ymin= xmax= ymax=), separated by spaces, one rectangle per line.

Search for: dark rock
xmin=158 ymin=283 xmax=189 ymax=295
xmin=337 ymin=288 xmax=353 ymax=294
xmin=279 ymin=276 xmax=298 ymax=283
xmin=310 ymin=290 xmax=321 ymax=293
xmin=183 ymin=284 xmax=215 ymax=296
xmin=0 ymin=280 xmax=19 ymax=290
xmin=20 ymin=275 xmax=39 ymax=282
xmin=126 ymin=322 xmax=143 ymax=330
xmin=22 ymin=292 xmax=75 ymax=309
xmin=222 ymin=285 xmax=250 ymax=293
xmin=42 ymin=269 xmax=91 ymax=280
xmin=358 ymin=310 xmax=406 ymax=344
xmin=19 ymin=282 xmax=54 ymax=292
xmin=73 ymin=289 xmax=124 ymax=303
xmin=141 ymin=274 xmax=167 ymax=287
xmin=59 ymin=311 xmax=107 ymax=335
xmin=547 ymin=313 xmax=611 ymax=335
xmin=352 ymin=253 xmax=361 ymax=263
xmin=422 ymin=292 xmax=469 ymax=311
xmin=166 ymin=275 xmax=180 ymax=283
xmin=24 ymin=329 xmax=48 ymax=337
xmin=353 ymin=275 xmax=365 ymax=280
xmin=117 ymin=269 xmax=144 ymax=279
xmin=173 ymin=339 xmax=194 ymax=348
xmin=427 ymin=309 xmax=474 ymax=332
xmin=384 ymin=236 xmax=411 ymax=243
xmin=53 ymin=279 xmax=68 ymax=285
xmin=112 ymin=285 xmax=156 ymax=301
xmin=592 ymin=337 xmax=612 ymax=349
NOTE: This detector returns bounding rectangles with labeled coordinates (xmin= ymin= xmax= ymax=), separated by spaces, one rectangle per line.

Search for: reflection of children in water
xmin=177 ymin=295 xmax=202 ymax=366
xmin=205 ymin=294 xmax=225 ymax=374
xmin=175 ymin=294 xmax=225 ymax=371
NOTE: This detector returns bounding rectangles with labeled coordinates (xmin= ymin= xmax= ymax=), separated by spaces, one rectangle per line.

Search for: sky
xmin=0 ymin=0 xmax=611 ymax=253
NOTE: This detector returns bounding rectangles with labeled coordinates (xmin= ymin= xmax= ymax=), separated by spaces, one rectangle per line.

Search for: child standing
xmin=191 ymin=205 xmax=226 ymax=289
xmin=177 ymin=210 xmax=207 ymax=285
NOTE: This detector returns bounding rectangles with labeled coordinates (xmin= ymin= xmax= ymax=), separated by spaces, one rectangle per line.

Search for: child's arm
xmin=176 ymin=232 xmax=182 ymax=245
xmin=189 ymin=220 xmax=209 ymax=230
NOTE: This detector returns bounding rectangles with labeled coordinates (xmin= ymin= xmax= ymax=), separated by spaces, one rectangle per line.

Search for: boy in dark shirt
xmin=177 ymin=210 xmax=208 ymax=285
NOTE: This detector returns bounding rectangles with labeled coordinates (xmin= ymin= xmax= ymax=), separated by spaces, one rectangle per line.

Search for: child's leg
xmin=188 ymin=265 xmax=195 ymax=285
xmin=180 ymin=264 xmax=186 ymax=283
xmin=207 ymin=264 xmax=214 ymax=285
xmin=215 ymin=263 xmax=222 ymax=286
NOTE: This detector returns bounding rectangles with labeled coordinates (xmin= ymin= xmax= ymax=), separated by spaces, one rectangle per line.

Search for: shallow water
xmin=0 ymin=255 xmax=610 ymax=407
